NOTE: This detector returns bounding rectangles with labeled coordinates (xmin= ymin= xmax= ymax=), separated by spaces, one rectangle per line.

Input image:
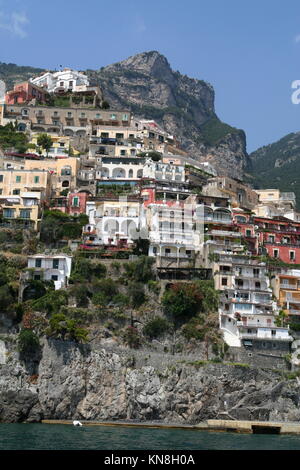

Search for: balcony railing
xmin=280 ymin=283 xmax=298 ymax=290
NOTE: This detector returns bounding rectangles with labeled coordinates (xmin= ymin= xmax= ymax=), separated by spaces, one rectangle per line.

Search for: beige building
xmin=0 ymin=104 xmax=131 ymax=137
xmin=24 ymin=157 xmax=80 ymax=194
xmin=0 ymin=191 xmax=43 ymax=230
xmin=202 ymin=177 xmax=259 ymax=211
xmin=253 ymin=189 xmax=298 ymax=220
xmin=0 ymin=168 xmax=50 ymax=199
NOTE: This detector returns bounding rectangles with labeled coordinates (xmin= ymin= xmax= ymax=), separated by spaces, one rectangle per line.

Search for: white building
xmin=84 ymin=198 xmax=141 ymax=247
xmin=27 ymin=254 xmax=72 ymax=290
xmin=143 ymin=159 xmax=186 ymax=183
xmin=30 ymin=69 xmax=89 ymax=94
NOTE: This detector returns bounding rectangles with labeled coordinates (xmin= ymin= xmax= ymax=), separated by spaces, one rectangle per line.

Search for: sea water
xmin=0 ymin=423 xmax=300 ymax=450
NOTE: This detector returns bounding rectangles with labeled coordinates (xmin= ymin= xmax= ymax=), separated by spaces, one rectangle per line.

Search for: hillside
xmin=0 ymin=52 xmax=249 ymax=179
xmin=247 ymin=132 xmax=300 ymax=207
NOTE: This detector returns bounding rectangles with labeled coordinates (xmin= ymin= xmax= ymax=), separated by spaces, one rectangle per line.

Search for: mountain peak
xmin=104 ymin=50 xmax=173 ymax=82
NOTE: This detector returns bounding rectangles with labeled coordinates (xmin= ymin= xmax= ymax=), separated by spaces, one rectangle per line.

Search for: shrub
xmin=92 ymin=278 xmax=118 ymax=305
xmin=143 ymin=316 xmax=171 ymax=339
xmin=18 ymin=329 xmax=40 ymax=355
xmin=122 ymin=326 xmax=142 ymax=349
xmin=128 ymin=282 xmax=145 ymax=307
xmin=147 ymin=280 xmax=160 ymax=295
xmin=112 ymin=293 xmax=130 ymax=306
xmin=123 ymin=256 xmax=155 ymax=282
xmin=47 ymin=313 xmax=88 ymax=343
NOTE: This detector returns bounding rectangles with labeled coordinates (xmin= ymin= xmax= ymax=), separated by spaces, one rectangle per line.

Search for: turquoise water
xmin=1 ymin=423 xmax=300 ymax=450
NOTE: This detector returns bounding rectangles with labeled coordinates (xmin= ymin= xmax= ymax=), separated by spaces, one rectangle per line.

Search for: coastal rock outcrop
xmin=0 ymin=338 xmax=300 ymax=424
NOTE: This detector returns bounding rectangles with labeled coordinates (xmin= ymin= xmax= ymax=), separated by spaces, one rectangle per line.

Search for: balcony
xmin=237 ymin=320 xmax=275 ymax=328
xmin=280 ymin=283 xmax=298 ymax=290
xmin=239 ymin=330 xmax=292 ymax=341
xmin=288 ymin=309 xmax=300 ymax=316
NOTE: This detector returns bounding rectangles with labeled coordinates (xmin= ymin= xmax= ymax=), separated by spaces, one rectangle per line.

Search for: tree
xmin=18 ymin=329 xmax=40 ymax=355
xmin=37 ymin=133 xmax=52 ymax=156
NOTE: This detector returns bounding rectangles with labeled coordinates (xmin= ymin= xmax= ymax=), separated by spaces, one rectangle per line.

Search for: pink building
xmin=5 ymin=82 xmax=48 ymax=105
xmin=68 ymin=192 xmax=88 ymax=216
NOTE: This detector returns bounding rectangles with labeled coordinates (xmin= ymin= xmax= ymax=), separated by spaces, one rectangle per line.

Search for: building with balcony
xmin=271 ymin=270 xmax=300 ymax=323
xmin=0 ymin=192 xmax=42 ymax=230
xmin=0 ymin=104 xmax=131 ymax=137
xmin=30 ymin=69 xmax=90 ymax=94
xmin=0 ymin=168 xmax=51 ymax=200
xmin=26 ymin=254 xmax=72 ymax=290
xmin=147 ymin=199 xmax=203 ymax=269
xmin=202 ymin=176 xmax=259 ymax=211
xmin=84 ymin=196 xmax=141 ymax=247
xmin=5 ymin=81 xmax=48 ymax=105
xmin=24 ymin=157 xmax=80 ymax=195
xmin=211 ymin=252 xmax=292 ymax=350
xmin=254 ymin=189 xmax=298 ymax=220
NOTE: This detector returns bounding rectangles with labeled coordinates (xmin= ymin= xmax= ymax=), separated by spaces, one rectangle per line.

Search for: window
xmin=221 ymin=277 xmax=228 ymax=286
xmin=60 ymin=81 xmax=64 ymax=86
xmin=3 ymin=208 xmax=15 ymax=218
xmin=69 ymin=81 xmax=73 ymax=87
xmin=67 ymin=112 xmax=72 ymax=117
xmin=110 ymin=114 xmax=116 ymax=120
xmin=81 ymin=112 xmax=86 ymax=117
xmin=246 ymin=229 xmax=252 ymax=237
xmin=290 ymin=251 xmax=295 ymax=261
xmin=53 ymin=259 xmax=59 ymax=269
xmin=35 ymin=259 xmax=42 ymax=268
xmin=20 ymin=209 xmax=30 ymax=219
xmin=96 ymin=113 xmax=101 ymax=118
xmin=12 ymin=189 xmax=20 ymax=195
xmin=273 ymin=249 xmax=279 ymax=258
xmin=34 ymin=275 xmax=41 ymax=281
xmin=54 ymin=111 xmax=58 ymax=116
xmin=255 ymin=282 xmax=261 ymax=288
xmin=122 ymin=114 xmax=128 ymax=121
xmin=0 ymin=175 xmax=3 ymax=182
xmin=16 ymin=175 xmax=21 ymax=183
xmin=253 ymin=268 xmax=259 ymax=277
xmin=34 ymin=176 xmax=40 ymax=184
xmin=51 ymin=275 xmax=58 ymax=281
xmin=72 ymin=197 xmax=79 ymax=207
xmin=165 ymin=248 xmax=171 ymax=254
xmin=153 ymin=247 xmax=157 ymax=255
xmin=61 ymin=167 xmax=71 ymax=176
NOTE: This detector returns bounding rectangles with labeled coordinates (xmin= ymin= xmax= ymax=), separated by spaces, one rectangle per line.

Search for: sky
xmin=0 ymin=0 xmax=300 ymax=153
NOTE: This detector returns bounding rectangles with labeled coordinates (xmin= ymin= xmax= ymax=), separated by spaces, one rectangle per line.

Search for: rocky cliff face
xmin=88 ymin=51 xmax=249 ymax=179
xmin=1 ymin=338 xmax=299 ymax=424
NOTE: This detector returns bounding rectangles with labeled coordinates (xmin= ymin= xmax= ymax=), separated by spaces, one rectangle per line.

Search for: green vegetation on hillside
xmin=198 ymin=115 xmax=243 ymax=146
xmin=0 ymin=123 xmax=29 ymax=153
xmin=247 ymin=132 xmax=300 ymax=208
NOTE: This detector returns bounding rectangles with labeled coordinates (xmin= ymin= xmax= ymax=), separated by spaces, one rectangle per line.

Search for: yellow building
xmin=0 ymin=192 xmax=42 ymax=230
xmin=24 ymin=157 xmax=80 ymax=194
xmin=0 ymin=168 xmax=50 ymax=198
xmin=272 ymin=271 xmax=300 ymax=321
xmin=29 ymin=135 xmax=78 ymax=158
